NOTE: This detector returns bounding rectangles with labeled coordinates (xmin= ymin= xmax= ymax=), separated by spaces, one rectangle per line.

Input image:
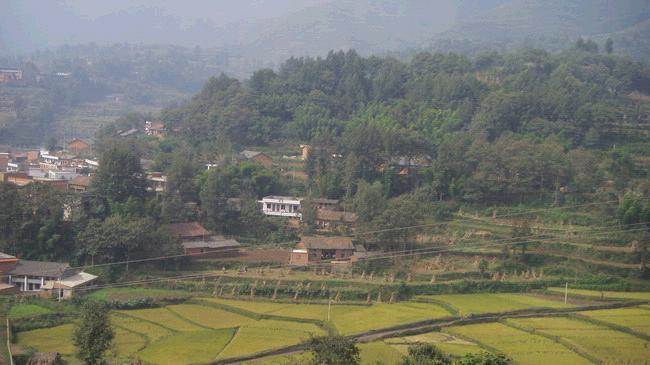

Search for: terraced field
xmin=445 ymin=323 xmax=593 ymax=365
xmin=217 ymin=320 xmax=325 ymax=360
xmin=509 ymin=316 xmax=650 ymax=364
xmin=580 ymin=306 xmax=650 ymax=335
xmin=13 ymin=292 xmax=650 ymax=365
xmin=415 ymin=293 xmax=572 ymax=315
xmin=384 ymin=331 xmax=483 ymax=357
xmin=547 ymin=287 xmax=650 ymax=301
xmin=202 ymin=298 xmax=452 ymax=334
xmin=16 ymin=301 xmax=325 ymax=365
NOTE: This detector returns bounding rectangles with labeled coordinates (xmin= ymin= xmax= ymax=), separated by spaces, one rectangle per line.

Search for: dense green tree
xmin=309 ymin=335 xmax=360 ymax=365
xmin=73 ymin=301 xmax=114 ymax=365
xmin=399 ymin=343 xmax=449 ymax=365
xmin=92 ymin=141 xmax=147 ymax=203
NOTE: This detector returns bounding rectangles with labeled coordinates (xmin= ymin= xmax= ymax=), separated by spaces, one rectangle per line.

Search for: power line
xmin=47 ymin=223 xmax=649 ymax=295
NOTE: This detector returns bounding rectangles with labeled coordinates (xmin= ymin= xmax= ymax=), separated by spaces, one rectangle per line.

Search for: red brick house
xmin=239 ymin=150 xmax=273 ymax=169
xmin=68 ymin=176 xmax=91 ymax=192
xmin=66 ymin=138 xmax=90 ymax=153
xmin=290 ymin=236 xmax=355 ymax=266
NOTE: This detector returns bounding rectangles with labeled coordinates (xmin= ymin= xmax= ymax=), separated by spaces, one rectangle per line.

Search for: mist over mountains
xmin=1 ymin=0 xmax=649 ymax=73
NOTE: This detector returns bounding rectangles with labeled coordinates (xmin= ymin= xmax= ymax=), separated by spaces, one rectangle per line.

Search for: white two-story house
xmin=259 ymin=196 xmax=303 ymax=218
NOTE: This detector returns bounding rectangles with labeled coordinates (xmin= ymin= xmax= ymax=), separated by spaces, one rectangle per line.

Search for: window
xmin=281 ymin=204 xmax=286 ymax=210
xmin=266 ymin=203 xmax=271 ymax=209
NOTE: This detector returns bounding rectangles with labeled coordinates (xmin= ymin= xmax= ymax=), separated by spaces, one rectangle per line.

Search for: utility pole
xmin=328 ymin=297 xmax=332 ymax=322
xmin=564 ymin=282 xmax=568 ymax=304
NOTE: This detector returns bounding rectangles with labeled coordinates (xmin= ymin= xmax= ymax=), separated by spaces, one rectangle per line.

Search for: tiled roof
xmin=312 ymin=198 xmax=339 ymax=205
xmin=182 ymin=236 xmax=241 ymax=250
xmin=168 ymin=222 xmax=210 ymax=238
xmin=300 ymin=236 xmax=354 ymax=250
xmin=240 ymin=150 xmax=262 ymax=159
xmin=69 ymin=175 xmax=91 ymax=187
xmin=316 ymin=210 xmax=357 ymax=223
xmin=10 ymin=260 xmax=70 ymax=278
xmin=56 ymin=272 xmax=97 ymax=288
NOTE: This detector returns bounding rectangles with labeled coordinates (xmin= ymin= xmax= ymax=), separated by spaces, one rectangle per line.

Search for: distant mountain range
xmin=1 ymin=0 xmax=649 ymax=75
xmin=432 ymin=0 xmax=650 ymax=59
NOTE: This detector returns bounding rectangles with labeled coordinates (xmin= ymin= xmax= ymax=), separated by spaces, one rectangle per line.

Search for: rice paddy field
xmin=13 ymin=292 xmax=650 ymax=365
xmin=202 ymin=297 xmax=452 ymax=334
xmin=508 ymin=316 xmax=650 ymax=364
xmin=384 ymin=331 xmax=483 ymax=357
xmin=445 ymin=322 xmax=593 ymax=365
xmin=415 ymin=293 xmax=573 ymax=315
xmin=580 ymin=306 xmax=650 ymax=335
xmin=547 ymin=287 xmax=650 ymax=301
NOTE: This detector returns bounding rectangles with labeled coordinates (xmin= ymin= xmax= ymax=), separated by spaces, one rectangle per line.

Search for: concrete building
xmin=259 ymin=196 xmax=303 ymax=218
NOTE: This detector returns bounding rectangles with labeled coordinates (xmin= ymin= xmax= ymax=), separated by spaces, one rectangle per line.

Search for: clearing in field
xmin=445 ymin=322 xmax=592 ymax=365
xmin=580 ymin=306 xmax=650 ymax=335
xmin=416 ymin=293 xmax=572 ymax=315
xmin=509 ymin=316 xmax=650 ymax=364
xmin=547 ymin=287 xmax=650 ymax=301
xmin=138 ymin=329 xmax=235 ymax=365
xmin=217 ymin=319 xmax=324 ymax=360
xmin=385 ymin=331 xmax=483 ymax=357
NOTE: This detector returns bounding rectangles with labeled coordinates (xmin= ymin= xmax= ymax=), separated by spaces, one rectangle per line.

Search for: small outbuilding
xmin=290 ymin=236 xmax=355 ymax=266
xmin=182 ymin=236 xmax=241 ymax=259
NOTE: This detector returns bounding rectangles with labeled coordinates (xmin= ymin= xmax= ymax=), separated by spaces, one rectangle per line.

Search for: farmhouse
xmin=68 ymin=175 xmax=91 ymax=192
xmin=145 ymin=121 xmax=167 ymax=137
xmin=239 ymin=150 xmax=273 ymax=169
xmin=146 ymin=172 xmax=167 ymax=193
xmin=7 ymin=259 xmax=97 ymax=298
xmin=289 ymin=236 xmax=355 ymax=265
xmin=182 ymin=236 xmax=241 ymax=258
xmin=168 ymin=222 xmax=211 ymax=241
xmin=0 ymin=172 xmax=32 ymax=186
xmin=260 ymin=196 xmax=303 ymax=218
xmin=0 ymin=68 xmax=22 ymax=83
xmin=315 ymin=210 xmax=358 ymax=230
xmin=66 ymin=138 xmax=90 ymax=153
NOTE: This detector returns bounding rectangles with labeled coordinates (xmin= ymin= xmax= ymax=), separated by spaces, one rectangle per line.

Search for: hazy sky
xmin=0 ymin=0 xmax=330 ymax=54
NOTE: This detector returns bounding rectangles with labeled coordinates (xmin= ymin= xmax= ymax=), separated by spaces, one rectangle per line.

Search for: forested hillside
xmin=159 ymin=44 xmax=650 ymax=207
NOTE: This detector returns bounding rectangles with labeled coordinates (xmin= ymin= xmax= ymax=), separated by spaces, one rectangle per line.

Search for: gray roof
xmin=300 ymin=236 xmax=354 ymax=250
xmin=182 ymin=236 xmax=241 ymax=250
xmin=0 ymin=252 xmax=16 ymax=260
xmin=10 ymin=260 xmax=71 ymax=278
xmin=240 ymin=150 xmax=263 ymax=159
xmin=312 ymin=198 xmax=339 ymax=205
